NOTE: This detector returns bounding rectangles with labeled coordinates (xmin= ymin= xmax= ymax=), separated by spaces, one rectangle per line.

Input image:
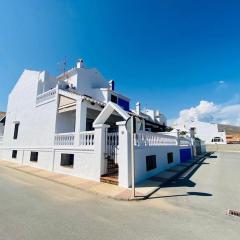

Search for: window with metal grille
xmin=13 ymin=122 xmax=19 ymax=139
xmin=12 ymin=150 xmax=17 ymax=159
xmin=30 ymin=152 xmax=38 ymax=162
xmin=146 ymin=155 xmax=157 ymax=171
xmin=61 ymin=154 xmax=74 ymax=167
xmin=167 ymin=152 xmax=174 ymax=164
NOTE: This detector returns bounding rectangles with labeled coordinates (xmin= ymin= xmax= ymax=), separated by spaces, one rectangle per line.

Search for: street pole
xmin=131 ymin=116 xmax=135 ymax=199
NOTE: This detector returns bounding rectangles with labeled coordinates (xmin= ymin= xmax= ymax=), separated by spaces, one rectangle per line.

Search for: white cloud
xmin=172 ymin=100 xmax=240 ymax=127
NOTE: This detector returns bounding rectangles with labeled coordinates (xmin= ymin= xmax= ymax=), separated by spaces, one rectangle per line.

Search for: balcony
xmin=36 ymin=88 xmax=57 ymax=105
xmin=54 ymin=131 xmax=95 ymax=150
xmin=54 ymin=132 xmax=75 ymax=146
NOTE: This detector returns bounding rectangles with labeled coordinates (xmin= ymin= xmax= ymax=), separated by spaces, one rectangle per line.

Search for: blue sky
xmin=1 ymin=0 xmax=240 ymax=122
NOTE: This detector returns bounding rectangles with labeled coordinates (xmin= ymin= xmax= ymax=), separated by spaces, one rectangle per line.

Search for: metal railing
xmin=105 ymin=132 xmax=119 ymax=162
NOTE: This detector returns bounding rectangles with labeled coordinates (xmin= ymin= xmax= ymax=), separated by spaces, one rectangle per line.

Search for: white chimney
xmin=109 ymin=80 xmax=115 ymax=91
xmin=76 ymin=59 xmax=85 ymax=68
xmin=136 ymin=102 xmax=141 ymax=115
xmin=190 ymin=127 xmax=196 ymax=138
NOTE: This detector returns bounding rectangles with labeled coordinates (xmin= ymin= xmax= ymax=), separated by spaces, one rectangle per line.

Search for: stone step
xmin=107 ymin=165 xmax=118 ymax=170
xmin=100 ymin=175 xmax=118 ymax=185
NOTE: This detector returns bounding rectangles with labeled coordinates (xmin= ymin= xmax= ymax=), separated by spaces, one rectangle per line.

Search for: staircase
xmin=100 ymin=157 xmax=119 ymax=185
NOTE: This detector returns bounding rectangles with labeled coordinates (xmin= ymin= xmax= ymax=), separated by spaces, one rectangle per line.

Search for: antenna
xmin=63 ymin=56 xmax=67 ymax=76
xmin=57 ymin=56 xmax=68 ymax=77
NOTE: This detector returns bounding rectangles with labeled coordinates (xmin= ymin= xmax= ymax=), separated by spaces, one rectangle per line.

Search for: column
xmin=116 ymin=121 xmax=131 ymax=188
xmin=75 ymin=99 xmax=87 ymax=145
xmin=93 ymin=124 xmax=110 ymax=180
xmin=176 ymin=129 xmax=180 ymax=146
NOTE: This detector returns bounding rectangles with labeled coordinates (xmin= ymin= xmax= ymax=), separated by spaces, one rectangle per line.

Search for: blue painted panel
xmin=118 ymin=98 xmax=130 ymax=111
xmin=180 ymin=148 xmax=192 ymax=163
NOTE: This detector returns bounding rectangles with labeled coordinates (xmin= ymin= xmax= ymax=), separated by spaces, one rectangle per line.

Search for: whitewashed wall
xmin=22 ymin=149 xmax=53 ymax=170
xmin=186 ymin=121 xmax=227 ymax=144
xmin=3 ymin=70 xmax=58 ymax=148
xmin=37 ymin=71 xmax=58 ymax=95
xmin=134 ymin=145 xmax=181 ymax=184
xmin=55 ymin=110 xmax=76 ymax=133
xmin=0 ymin=147 xmax=22 ymax=163
xmin=0 ymin=147 xmax=54 ymax=170
xmin=0 ymin=123 xmax=4 ymax=136
xmin=53 ymin=149 xmax=99 ymax=181
xmin=76 ymin=68 xmax=108 ymax=99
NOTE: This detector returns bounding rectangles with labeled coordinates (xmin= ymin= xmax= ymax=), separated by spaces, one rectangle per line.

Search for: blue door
xmin=180 ymin=148 xmax=192 ymax=163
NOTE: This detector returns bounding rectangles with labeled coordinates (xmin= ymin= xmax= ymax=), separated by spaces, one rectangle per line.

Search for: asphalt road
xmin=0 ymin=152 xmax=239 ymax=240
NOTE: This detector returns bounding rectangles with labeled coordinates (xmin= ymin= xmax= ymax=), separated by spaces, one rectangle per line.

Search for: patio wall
xmin=205 ymin=144 xmax=240 ymax=152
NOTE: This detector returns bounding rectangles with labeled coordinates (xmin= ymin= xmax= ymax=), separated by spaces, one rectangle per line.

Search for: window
xmin=61 ymin=154 xmax=74 ymax=167
xmin=111 ymin=94 xmax=118 ymax=103
xmin=86 ymin=118 xmax=94 ymax=131
xmin=167 ymin=152 xmax=174 ymax=164
xmin=146 ymin=155 xmax=157 ymax=171
xmin=212 ymin=137 xmax=223 ymax=143
xmin=13 ymin=122 xmax=20 ymax=139
xmin=12 ymin=150 xmax=17 ymax=159
xmin=30 ymin=152 xmax=38 ymax=162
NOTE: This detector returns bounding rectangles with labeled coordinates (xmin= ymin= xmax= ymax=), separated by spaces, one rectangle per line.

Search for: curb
xmin=0 ymin=162 xmax=131 ymax=201
xmin=0 ymin=153 xmax=209 ymax=202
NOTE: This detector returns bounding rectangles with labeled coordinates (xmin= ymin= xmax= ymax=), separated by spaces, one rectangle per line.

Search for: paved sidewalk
xmin=0 ymin=154 xmax=207 ymax=201
xmin=134 ymin=154 xmax=207 ymax=199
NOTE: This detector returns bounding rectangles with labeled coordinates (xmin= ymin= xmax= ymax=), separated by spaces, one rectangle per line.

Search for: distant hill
xmin=0 ymin=112 xmax=6 ymax=120
xmin=218 ymin=124 xmax=240 ymax=135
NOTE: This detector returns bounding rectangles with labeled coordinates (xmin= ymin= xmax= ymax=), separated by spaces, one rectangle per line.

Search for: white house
xmin=0 ymin=59 xmax=193 ymax=187
xmin=173 ymin=120 xmax=227 ymax=144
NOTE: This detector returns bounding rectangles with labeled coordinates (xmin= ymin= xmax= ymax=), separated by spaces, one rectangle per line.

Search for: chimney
xmin=190 ymin=127 xmax=196 ymax=138
xmin=109 ymin=80 xmax=115 ymax=91
xmin=136 ymin=102 xmax=141 ymax=115
xmin=76 ymin=59 xmax=85 ymax=68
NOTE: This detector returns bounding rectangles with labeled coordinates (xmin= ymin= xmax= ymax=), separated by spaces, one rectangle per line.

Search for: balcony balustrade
xmin=54 ymin=131 xmax=95 ymax=150
xmin=36 ymin=88 xmax=57 ymax=105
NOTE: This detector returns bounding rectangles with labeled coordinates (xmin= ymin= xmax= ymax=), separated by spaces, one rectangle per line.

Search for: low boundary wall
xmin=206 ymin=144 xmax=240 ymax=152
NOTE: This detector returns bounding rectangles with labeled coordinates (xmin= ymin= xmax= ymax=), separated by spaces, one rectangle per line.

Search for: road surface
xmin=0 ymin=152 xmax=239 ymax=240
